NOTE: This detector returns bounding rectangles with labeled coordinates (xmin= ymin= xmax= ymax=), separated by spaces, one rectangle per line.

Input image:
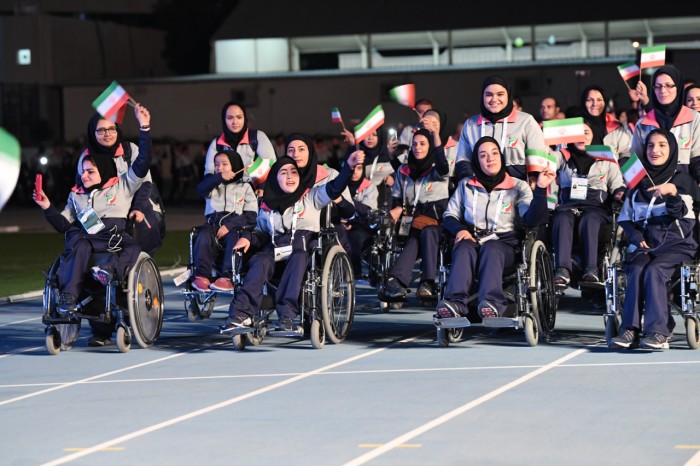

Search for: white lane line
xmin=0 ymin=346 xmax=44 ymax=359
xmin=343 ymin=347 xmax=589 ymax=466
xmin=41 ymin=334 xmax=423 ymax=466
xmin=0 ymin=316 xmax=41 ymax=327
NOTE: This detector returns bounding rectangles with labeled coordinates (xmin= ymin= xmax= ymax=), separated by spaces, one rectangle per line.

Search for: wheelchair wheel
xmin=246 ymin=328 xmax=266 ymax=346
xmin=310 ymin=319 xmax=326 ymax=349
xmin=390 ymin=302 xmax=404 ymax=310
xmin=116 ymin=326 xmax=131 ymax=353
xmin=437 ymin=328 xmax=450 ymax=347
xmin=686 ymin=317 xmax=700 ymax=349
xmin=527 ymin=240 xmax=557 ymax=345
xmin=45 ymin=327 xmax=61 ymax=355
xmin=232 ymin=334 xmax=246 ymax=350
xmin=320 ymin=245 xmax=355 ymax=344
xmin=127 ymin=253 xmax=164 ymax=348
xmin=44 ymin=257 xmax=81 ymax=353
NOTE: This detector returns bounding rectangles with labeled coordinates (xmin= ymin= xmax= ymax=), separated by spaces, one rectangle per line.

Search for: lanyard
xmin=368 ymin=158 xmax=379 ymax=182
xmin=270 ymin=203 xmax=299 ymax=246
xmin=472 ymin=187 xmax=505 ymax=232
xmin=402 ymin=176 xmax=426 ymax=211
xmin=480 ymin=117 xmax=508 ymax=152
xmin=72 ymin=189 xmax=98 ymax=215
xmin=631 ymin=190 xmax=657 ymax=230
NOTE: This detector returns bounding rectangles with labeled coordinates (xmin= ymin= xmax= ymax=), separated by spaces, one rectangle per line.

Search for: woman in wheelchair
xmin=551 ymin=119 xmax=626 ymax=287
xmin=435 ymin=136 xmax=555 ymax=320
xmin=379 ymin=128 xmax=449 ymax=302
xmin=190 ymin=150 xmax=258 ymax=293
xmin=221 ymin=150 xmax=364 ymax=332
xmin=342 ymin=162 xmax=379 ymax=279
xmin=33 ymin=104 xmax=152 ymax=346
xmin=611 ymin=129 xmax=700 ymax=350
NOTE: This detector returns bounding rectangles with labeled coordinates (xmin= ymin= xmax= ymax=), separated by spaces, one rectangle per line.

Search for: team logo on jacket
xmin=423 ymin=182 xmax=433 ymax=192
xmin=294 ymin=202 xmax=305 ymax=217
xmin=507 ymin=135 xmax=518 ymax=147
xmin=596 ymin=171 xmax=606 ymax=182
xmin=105 ymin=192 xmax=117 ymax=205
xmin=679 ymin=136 xmax=691 ymax=148
xmin=235 ymin=193 xmax=244 ymax=204
xmin=500 ymin=199 xmax=512 ymax=213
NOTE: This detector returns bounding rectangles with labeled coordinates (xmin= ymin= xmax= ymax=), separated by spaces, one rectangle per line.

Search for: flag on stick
xmin=389 ymin=84 xmax=416 ymax=109
xmin=92 ymin=81 xmax=132 ymax=124
xmin=621 ymin=153 xmax=648 ymax=189
xmin=246 ymin=157 xmax=274 ymax=188
xmin=354 ymin=105 xmax=385 ymax=145
xmin=331 ymin=107 xmax=343 ymax=124
xmin=0 ymin=127 xmax=20 ymax=213
xmin=640 ymin=45 xmax=666 ymax=70
xmin=542 ymin=117 xmax=586 ymax=146
xmin=525 ymin=149 xmax=557 ymax=172
xmin=617 ymin=62 xmax=640 ymax=88
xmin=585 ymin=145 xmax=618 ymax=163
xmin=547 ymin=184 xmax=558 ymax=210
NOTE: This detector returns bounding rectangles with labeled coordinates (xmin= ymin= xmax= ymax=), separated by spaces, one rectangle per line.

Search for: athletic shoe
xmin=191 ymin=276 xmax=211 ymax=292
xmin=380 ymin=277 xmax=406 ymax=300
xmin=581 ymin=267 xmax=600 ymax=283
xmin=610 ymin=328 xmax=639 ymax=349
xmin=88 ymin=335 xmax=112 ymax=347
xmin=276 ymin=316 xmax=295 ymax=332
xmin=57 ymin=293 xmax=78 ymax=315
xmin=220 ymin=314 xmax=252 ymax=332
xmin=91 ymin=265 xmax=114 ymax=286
xmin=478 ymin=300 xmax=499 ymax=319
xmin=435 ymin=300 xmax=460 ymax=319
xmin=417 ymin=280 xmax=438 ymax=300
xmin=640 ymin=333 xmax=670 ymax=350
xmin=553 ymin=267 xmax=571 ymax=287
xmin=210 ymin=277 xmax=234 ymax=292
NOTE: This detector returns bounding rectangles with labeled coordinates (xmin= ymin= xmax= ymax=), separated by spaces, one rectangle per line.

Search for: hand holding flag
xmin=640 ymin=45 xmax=666 ymax=70
xmin=621 ymin=153 xmax=648 ymax=189
xmin=617 ymin=62 xmax=641 ymax=89
xmin=525 ymin=149 xmax=557 ymax=173
xmin=92 ymin=81 xmax=137 ymax=124
xmin=246 ymin=157 xmax=274 ymax=188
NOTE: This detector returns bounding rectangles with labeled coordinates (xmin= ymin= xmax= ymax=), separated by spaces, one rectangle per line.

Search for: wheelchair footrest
xmin=481 ymin=317 xmax=519 ymax=328
xmin=221 ymin=326 xmax=255 ymax=335
xmin=268 ymin=327 xmax=304 ymax=338
xmin=578 ymin=281 xmax=605 ymax=290
xmin=434 ymin=317 xmax=471 ymax=328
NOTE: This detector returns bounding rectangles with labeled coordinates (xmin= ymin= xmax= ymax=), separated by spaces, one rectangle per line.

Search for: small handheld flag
xmin=389 ymin=84 xmax=416 ymax=109
xmin=542 ymin=117 xmax=586 ymax=146
xmin=621 ymin=153 xmax=648 ymax=189
xmin=92 ymin=81 xmax=135 ymax=124
xmin=617 ymin=62 xmax=641 ymax=89
xmin=585 ymin=145 xmax=618 ymax=163
xmin=525 ymin=149 xmax=557 ymax=173
xmin=246 ymin=157 xmax=274 ymax=188
xmin=354 ymin=105 xmax=385 ymax=145
xmin=331 ymin=107 xmax=347 ymax=131
xmin=640 ymin=45 xmax=666 ymax=70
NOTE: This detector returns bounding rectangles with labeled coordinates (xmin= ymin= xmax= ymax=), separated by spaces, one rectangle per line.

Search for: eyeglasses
xmin=95 ymin=127 xmax=117 ymax=136
xmin=654 ymin=83 xmax=676 ymax=91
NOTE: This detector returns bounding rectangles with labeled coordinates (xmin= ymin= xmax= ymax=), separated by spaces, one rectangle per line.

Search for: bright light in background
xmin=39 ymin=156 xmax=48 ymax=166
xmin=632 ymin=41 xmax=640 ymax=48
xmin=17 ymin=49 xmax=31 ymax=65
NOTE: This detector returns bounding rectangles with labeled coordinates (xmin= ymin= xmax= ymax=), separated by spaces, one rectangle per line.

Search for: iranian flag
xmin=0 ymin=127 xmax=20 ymax=212
xmin=92 ymin=81 xmax=131 ymax=123
xmin=542 ymin=117 xmax=586 ymax=146
xmin=525 ymin=149 xmax=557 ymax=172
xmin=640 ymin=45 xmax=666 ymax=70
xmin=331 ymin=107 xmax=343 ymax=124
xmin=246 ymin=157 xmax=274 ymax=188
xmin=354 ymin=105 xmax=385 ymax=144
xmin=585 ymin=145 xmax=618 ymax=163
xmin=389 ymin=84 xmax=415 ymax=109
xmin=621 ymin=153 xmax=647 ymax=189
xmin=617 ymin=62 xmax=640 ymax=81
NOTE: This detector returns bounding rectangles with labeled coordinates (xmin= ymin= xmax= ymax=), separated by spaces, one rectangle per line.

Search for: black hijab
xmin=285 ymin=132 xmax=318 ymax=190
xmin=580 ymin=85 xmax=608 ymax=143
xmin=86 ymin=113 xmax=124 ymax=157
xmin=565 ymin=120 xmax=597 ymax=175
xmin=479 ymin=75 xmax=514 ymax=124
xmin=359 ymin=125 xmax=391 ymax=165
xmin=651 ymin=65 xmax=684 ymax=131
xmin=348 ymin=165 xmax=365 ymax=198
xmin=471 ymin=136 xmax=506 ymax=192
xmin=262 ymin=156 xmax=306 ymax=213
xmin=407 ymin=128 xmax=435 ymax=180
xmin=214 ymin=150 xmax=245 ymax=183
xmin=219 ymin=101 xmax=248 ymax=150
xmin=636 ymin=128 xmax=679 ymax=201
xmin=81 ymin=154 xmax=117 ymax=192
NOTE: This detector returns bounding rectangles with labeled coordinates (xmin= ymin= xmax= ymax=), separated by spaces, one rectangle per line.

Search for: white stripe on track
xmin=343 ymin=347 xmax=589 ymax=466
xmin=41 ymin=334 xmax=423 ymax=466
xmin=0 ymin=317 xmax=41 ymax=327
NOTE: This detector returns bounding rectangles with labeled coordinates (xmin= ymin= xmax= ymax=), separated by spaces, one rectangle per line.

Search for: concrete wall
xmin=61 ymin=51 xmax=700 ymax=144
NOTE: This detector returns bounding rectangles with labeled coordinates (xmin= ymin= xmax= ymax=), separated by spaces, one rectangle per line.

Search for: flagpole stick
xmin=412 ymin=107 xmax=421 ymax=119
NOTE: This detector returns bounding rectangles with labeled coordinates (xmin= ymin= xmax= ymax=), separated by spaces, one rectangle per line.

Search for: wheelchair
xmin=604 ymin=236 xmax=700 ymax=350
xmin=433 ymin=227 xmax=558 ymax=347
xmin=175 ymin=226 xmax=242 ymax=322
xmin=223 ymin=221 xmax=356 ymax=350
xmin=42 ymin=251 xmax=164 ymax=354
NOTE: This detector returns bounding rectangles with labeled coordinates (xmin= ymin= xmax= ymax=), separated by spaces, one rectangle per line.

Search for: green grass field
xmin=0 ymin=231 xmax=190 ymax=297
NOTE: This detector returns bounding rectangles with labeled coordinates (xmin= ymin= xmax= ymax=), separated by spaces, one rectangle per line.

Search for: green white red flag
xmin=547 ymin=184 xmax=558 ymax=210
xmin=640 ymin=45 xmax=666 ymax=70
xmin=389 ymin=84 xmax=415 ymax=109
xmin=246 ymin=157 xmax=274 ymax=188
xmin=542 ymin=117 xmax=586 ymax=146
xmin=92 ymin=81 xmax=131 ymax=124
xmin=585 ymin=145 xmax=618 ymax=163
xmin=617 ymin=62 xmax=640 ymax=82
xmin=0 ymin=127 xmax=20 ymax=212
xmin=525 ymin=149 xmax=557 ymax=172
xmin=621 ymin=153 xmax=647 ymax=189
xmin=354 ymin=105 xmax=385 ymax=144
xmin=331 ymin=107 xmax=343 ymax=124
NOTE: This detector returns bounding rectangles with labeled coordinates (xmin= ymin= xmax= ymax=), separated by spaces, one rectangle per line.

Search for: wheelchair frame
xmin=434 ymin=228 xmax=558 ymax=347
xmin=42 ymin=251 xmax=164 ymax=354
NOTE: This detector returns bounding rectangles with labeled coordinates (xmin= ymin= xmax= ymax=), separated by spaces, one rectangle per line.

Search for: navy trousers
xmin=621 ymin=251 xmax=692 ymax=336
xmin=443 ymin=239 xmax=516 ymax=315
xmin=552 ymin=208 xmax=608 ymax=271
xmin=389 ymin=225 xmax=441 ymax=286
xmin=193 ymin=224 xmax=238 ymax=278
